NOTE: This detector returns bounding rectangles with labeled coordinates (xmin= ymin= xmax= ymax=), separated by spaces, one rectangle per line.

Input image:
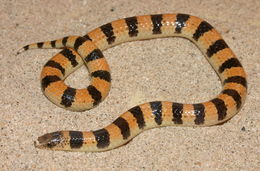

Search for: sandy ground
xmin=1 ymin=0 xmax=259 ymax=170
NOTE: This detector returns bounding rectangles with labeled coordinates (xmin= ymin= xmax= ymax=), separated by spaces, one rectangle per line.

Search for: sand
xmin=1 ymin=0 xmax=259 ymax=170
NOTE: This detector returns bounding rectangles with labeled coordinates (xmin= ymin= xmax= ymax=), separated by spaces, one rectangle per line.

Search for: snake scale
xmin=18 ymin=13 xmax=247 ymax=152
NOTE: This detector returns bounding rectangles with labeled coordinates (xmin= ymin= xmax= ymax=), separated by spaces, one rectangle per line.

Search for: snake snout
xmin=34 ymin=131 xmax=63 ymax=149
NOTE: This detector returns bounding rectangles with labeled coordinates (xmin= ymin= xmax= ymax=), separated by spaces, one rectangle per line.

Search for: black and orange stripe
xmin=100 ymin=23 xmax=116 ymax=44
xmin=125 ymin=16 xmax=139 ymax=37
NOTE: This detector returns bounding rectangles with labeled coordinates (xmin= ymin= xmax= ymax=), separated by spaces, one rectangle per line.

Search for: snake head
xmin=34 ymin=131 xmax=64 ymax=150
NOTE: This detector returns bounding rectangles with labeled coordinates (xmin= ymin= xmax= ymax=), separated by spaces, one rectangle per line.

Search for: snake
xmin=18 ymin=13 xmax=247 ymax=152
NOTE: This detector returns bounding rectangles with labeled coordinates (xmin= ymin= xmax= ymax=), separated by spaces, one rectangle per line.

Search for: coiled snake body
xmin=18 ymin=14 xmax=247 ymax=152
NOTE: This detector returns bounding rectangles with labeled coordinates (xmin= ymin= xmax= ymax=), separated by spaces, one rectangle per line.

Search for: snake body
xmin=18 ymin=14 xmax=247 ymax=152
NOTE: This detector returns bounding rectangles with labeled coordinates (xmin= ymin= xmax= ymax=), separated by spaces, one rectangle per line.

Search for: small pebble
xmin=241 ymin=126 xmax=246 ymax=131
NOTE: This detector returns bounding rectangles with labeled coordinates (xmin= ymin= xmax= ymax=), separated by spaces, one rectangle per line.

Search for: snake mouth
xmin=34 ymin=131 xmax=63 ymax=149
